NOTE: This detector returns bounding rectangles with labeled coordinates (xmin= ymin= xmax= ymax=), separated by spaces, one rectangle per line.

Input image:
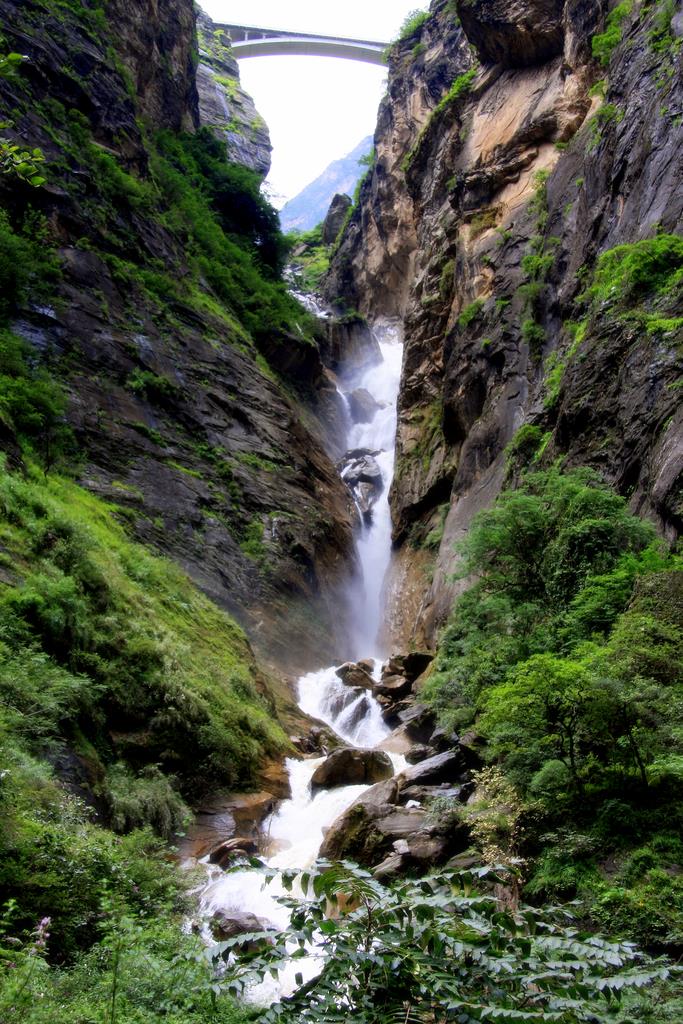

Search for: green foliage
xmin=426 ymin=468 xmax=683 ymax=946
xmin=505 ymin=425 xmax=549 ymax=473
xmin=0 ymin=844 xmax=252 ymax=1021
xmin=0 ymin=463 xmax=286 ymax=804
xmin=127 ymin=368 xmax=180 ymax=406
xmin=151 ymin=129 xmax=312 ymax=346
xmin=287 ymin=223 xmax=331 ymax=292
xmin=592 ymin=0 xmax=633 ymax=66
xmin=457 ymin=298 xmax=484 ymax=329
xmin=397 ymin=9 xmax=430 ymax=42
xmin=0 ymin=52 xmax=46 ymax=186
xmin=0 ymin=140 xmax=46 ymax=187
xmin=223 ymin=862 xmax=677 ymax=1023
xmin=0 ymin=330 xmax=73 ymax=469
xmin=648 ymin=0 xmax=682 ymax=60
xmin=521 ymin=317 xmax=545 ymax=348
xmin=0 ymin=211 xmax=59 ymax=322
xmin=588 ymin=233 xmax=683 ymax=305
xmin=587 ymin=103 xmax=625 ymax=148
xmin=424 ymin=468 xmax=673 ymax=731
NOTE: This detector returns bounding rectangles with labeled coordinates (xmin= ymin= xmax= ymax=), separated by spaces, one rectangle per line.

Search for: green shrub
xmin=0 ymin=330 xmax=72 ymax=469
xmin=0 ymin=463 xmax=287 ymax=803
xmin=0 ymin=212 xmax=59 ymax=322
xmin=457 ymin=297 xmax=484 ymax=328
xmin=127 ymin=368 xmax=180 ymax=405
xmin=106 ymin=763 xmax=190 ymax=838
xmin=592 ymin=0 xmax=633 ymax=65
xmin=224 ymin=862 xmax=676 ymax=1022
xmin=397 ymin=9 xmax=430 ymax=42
xmin=589 ymin=233 xmax=683 ymax=305
xmin=505 ymin=424 xmax=549 ymax=472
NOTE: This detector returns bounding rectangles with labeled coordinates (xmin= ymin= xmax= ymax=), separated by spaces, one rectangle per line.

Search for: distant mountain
xmin=279 ymin=136 xmax=374 ymax=233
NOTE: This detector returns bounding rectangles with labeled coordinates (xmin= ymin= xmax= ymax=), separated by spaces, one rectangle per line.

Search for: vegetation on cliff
xmin=425 ymin=467 xmax=683 ymax=953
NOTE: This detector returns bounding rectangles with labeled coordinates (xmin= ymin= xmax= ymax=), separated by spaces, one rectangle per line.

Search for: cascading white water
xmin=195 ymin=320 xmax=405 ymax=1002
xmin=342 ymin=321 xmax=404 ymax=660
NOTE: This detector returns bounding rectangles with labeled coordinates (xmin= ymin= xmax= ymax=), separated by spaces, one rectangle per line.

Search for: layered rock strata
xmin=0 ymin=0 xmax=355 ymax=671
xmin=326 ymin=0 xmax=683 ymax=647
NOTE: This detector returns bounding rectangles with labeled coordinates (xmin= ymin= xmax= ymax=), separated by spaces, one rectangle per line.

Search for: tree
xmin=219 ymin=862 xmax=676 ymax=1023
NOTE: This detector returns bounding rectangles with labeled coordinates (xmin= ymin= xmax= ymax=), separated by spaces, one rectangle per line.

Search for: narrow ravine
xmin=193 ymin=320 xmax=405 ymax=1000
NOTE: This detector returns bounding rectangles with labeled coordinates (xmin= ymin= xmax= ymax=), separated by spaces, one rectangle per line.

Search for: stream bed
xmin=190 ymin=321 xmax=405 ymax=1001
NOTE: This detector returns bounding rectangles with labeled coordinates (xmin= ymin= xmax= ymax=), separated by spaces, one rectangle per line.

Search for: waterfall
xmin=340 ymin=321 xmax=403 ymax=660
xmin=194 ymin=319 xmax=405 ymax=1002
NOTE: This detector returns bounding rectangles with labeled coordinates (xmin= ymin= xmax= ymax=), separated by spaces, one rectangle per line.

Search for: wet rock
xmin=383 ymin=652 xmax=433 ymax=683
xmin=336 ymin=662 xmax=375 ymax=689
xmin=323 ymin=316 xmax=383 ymax=375
xmin=322 ymin=193 xmax=353 ymax=245
xmin=339 ymin=449 xmax=385 ymax=520
xmin=210 ymin=911 xmax=274 ymax=952
xmin=259 ymin=762 xmax=291 ymax=800
xmin=405 ymin=744 xmax=435 ymax=765
xmin=373 ymin=673 xmax=413 ymax=701
xmin=208 ymin=837 xmax=258 ymax=870
xmin=400 ymin=783 xmax=468 ymax=806
xmin=455 ymin=0 xmax=564 ymax=68
xmin=347 ymin=387 xmax=383 ymax=424
xmin=429 ymin=725 xmax=460 ymax=753
xmin=446 ymin=852 xmax=483 ymax=872
xmin=292 ymin=725 xmax=339 ymax=756
xmin=373 ymin=852 xmax=409 ymax=880
xmin=401 ymin=751 xmax=463 ymax=787
xmin=311 ymin=747 xmax=394 ymax=791
xmin=458 ymin=730 xmax=486 ymax=768
xmin=320 ymin=768 xmax=469 ymax=868
xmin=397 ymin=704 xmax=437 ymax=744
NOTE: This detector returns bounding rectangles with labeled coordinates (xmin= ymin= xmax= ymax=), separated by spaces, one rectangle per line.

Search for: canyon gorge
xmin=0 ymin=0 xmax=681 ymax=1021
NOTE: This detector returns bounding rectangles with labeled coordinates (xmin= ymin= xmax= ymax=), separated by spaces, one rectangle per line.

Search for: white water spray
xmin=194 ymin=319 xmax=405 ymax=1002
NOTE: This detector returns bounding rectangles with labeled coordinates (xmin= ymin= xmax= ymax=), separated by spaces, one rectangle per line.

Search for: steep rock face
xmin=0 ymin=0 xmax=355 ymax=671
xmin=325 ymin=0 xmax=472 ymax=319
xmin=196 ymin=12 xmax=272 ymax=177
xmin=327 ymin=0 xmax=683 ymax=647
xmin=107 ymin=0 xmax=199 ymax=133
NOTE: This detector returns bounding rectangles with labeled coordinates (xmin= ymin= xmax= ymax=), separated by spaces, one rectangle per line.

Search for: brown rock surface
xmin=336 ymin=662 xmax=375 ymax=689
xmin=326 ymin=0 xmax=683 ymax=652
xmin=311 ymin=747 xmax=394 ymax=790
xmin=455 ymin=0 xmax=565 ymax=68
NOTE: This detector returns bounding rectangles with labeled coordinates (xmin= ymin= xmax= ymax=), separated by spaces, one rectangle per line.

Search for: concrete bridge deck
xmin=217 ymin=23 xmax=388 ymax=66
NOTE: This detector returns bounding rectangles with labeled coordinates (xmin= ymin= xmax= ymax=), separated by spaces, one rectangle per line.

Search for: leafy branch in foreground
xmin=216 ymin=862 xmax=677 ymax=1023
xmin=0 ymin=49 xmax=46 ymax=186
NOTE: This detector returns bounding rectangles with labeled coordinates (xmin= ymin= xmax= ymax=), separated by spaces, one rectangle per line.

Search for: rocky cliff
xmin=196 ymin=11 xmax=272 ymax=178
xmin=326 ymin=0 xmax=683 ymax=648
xmin=0 ymin=0 xmax=356 ymax=671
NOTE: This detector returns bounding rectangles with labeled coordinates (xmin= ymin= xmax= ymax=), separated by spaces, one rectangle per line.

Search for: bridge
xmin=218 ymin=23 xmax=388 ymax=66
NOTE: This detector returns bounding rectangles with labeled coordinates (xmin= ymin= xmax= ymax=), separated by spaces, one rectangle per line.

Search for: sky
xmin=199 ymin=1 xmax=429 ymax=205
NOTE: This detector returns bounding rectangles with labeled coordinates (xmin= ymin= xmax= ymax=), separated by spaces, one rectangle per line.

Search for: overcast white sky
xmin=199 ymin=1 xmax=429 ymax=204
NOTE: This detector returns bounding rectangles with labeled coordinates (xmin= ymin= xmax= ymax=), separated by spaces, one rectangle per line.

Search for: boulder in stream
xmin=347 ymin=387 xmax=383 ymax=424
xmin=210 ymin=910 xmax=274 ymax=952
xmin=208 ymin=836 xmax=258 ymax=870
xmin=336 ymin=661 xmax=375 ymax=689
xmin=373 ymin=673 xmax=413 ymax=701
xmin=338 ymin=448 xmax=385 ymax=521
xmin=319 ymin=755 xmax=470 ymax=869
xmin=311 ymin=747 xmax=393 ymax=791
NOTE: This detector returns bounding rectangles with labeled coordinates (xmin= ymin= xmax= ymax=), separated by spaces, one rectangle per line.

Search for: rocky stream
xmin=183 ymin=318 xmax=477 ymax=1001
